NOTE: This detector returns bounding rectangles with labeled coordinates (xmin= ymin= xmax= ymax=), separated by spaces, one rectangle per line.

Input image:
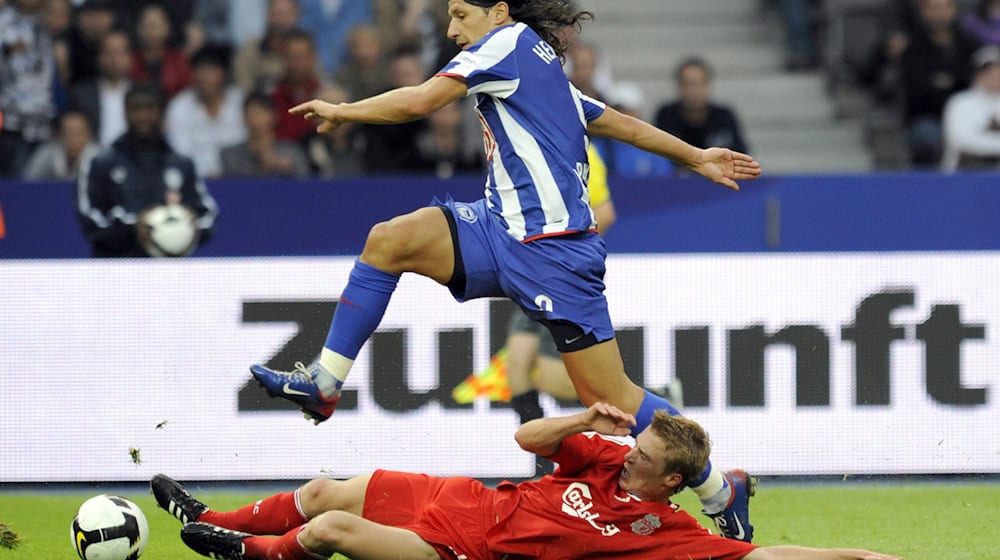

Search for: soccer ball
xmin=139 ymin=204 xmax=200 ymax=257
xmin=71 ymin=495 xmax=149 ymax=560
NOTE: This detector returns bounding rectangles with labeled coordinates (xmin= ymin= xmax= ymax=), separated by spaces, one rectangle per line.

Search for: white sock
xmin=691 ymin=468 xmax=730 ymax=514
xmin=315 ymin=349 xmax=352 ymax=397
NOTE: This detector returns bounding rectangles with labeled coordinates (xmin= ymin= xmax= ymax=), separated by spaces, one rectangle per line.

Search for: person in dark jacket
xmin=899 ymin=0 xmax=979 ymax=167
xmin=654 ymin=57 xmax=749 ymax=156
xmin=76 ymin=84 xmax=218 ymax=258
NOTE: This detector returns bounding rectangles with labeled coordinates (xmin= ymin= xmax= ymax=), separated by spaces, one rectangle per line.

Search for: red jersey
xmin=484 ymin=433 xmax=757 ymax=560
xmin=364 ymin=434 xmax=757 ymax=560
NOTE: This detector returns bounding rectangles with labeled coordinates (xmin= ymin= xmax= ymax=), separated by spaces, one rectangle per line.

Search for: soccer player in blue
xmin=252 ymin=0 xmax=763 ymax=542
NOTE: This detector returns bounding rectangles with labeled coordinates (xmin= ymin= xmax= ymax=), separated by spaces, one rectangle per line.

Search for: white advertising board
xmin=1 ymin=253 xmax=997 ymax=481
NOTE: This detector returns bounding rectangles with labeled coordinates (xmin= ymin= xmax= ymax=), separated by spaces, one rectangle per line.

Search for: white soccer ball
xmin=140 ymin=204 xmax=200 ymax=257
xmin=71 ymin=495 xmax=149 ymax=560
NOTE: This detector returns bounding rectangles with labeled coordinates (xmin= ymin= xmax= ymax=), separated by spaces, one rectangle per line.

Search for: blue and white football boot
xmin=705 ymin=469 xmax=757 ymax=542
xmin=250 ymin=362 xmax=342 ymax=425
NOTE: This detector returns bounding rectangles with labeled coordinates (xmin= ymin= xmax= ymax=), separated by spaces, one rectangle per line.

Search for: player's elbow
xmin=513 ymin=424 xmax=532 ymax=451
xmin=514 ymin=421 xmax=558 ymax=456
xmin=514 ymin=422 xmax=542 ymax=453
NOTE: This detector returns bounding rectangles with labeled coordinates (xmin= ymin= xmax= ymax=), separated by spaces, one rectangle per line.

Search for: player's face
xmin=447 ymin=0 xmax=508 ymax=50
xmin=619 ymin=429 xmax=674 ymax=500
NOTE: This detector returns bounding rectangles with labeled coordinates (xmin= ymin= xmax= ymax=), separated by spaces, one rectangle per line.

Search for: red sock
xmin=199 ymin=491 xmax=307 ymax=535
xmin=243 ymin=528 xmax=324 ymax=560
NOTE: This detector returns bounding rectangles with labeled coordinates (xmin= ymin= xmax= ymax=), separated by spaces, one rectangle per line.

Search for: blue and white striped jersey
xmin=437 ymin=22 xmax=607 ymax=242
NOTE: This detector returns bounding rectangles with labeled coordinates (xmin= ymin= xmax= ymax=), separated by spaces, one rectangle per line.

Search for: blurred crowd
xmin=850 ymin=0 xmax=1000 ymax=170
xmin=3 ymin=0 xmax=996 ymax=184
xmin=776 ymin=0 xmax=1000 ymax=170
xmin=0 ymin=0 xmax=483 ymax=182
xmin=0 ymin=0 xmax=755 ymax=185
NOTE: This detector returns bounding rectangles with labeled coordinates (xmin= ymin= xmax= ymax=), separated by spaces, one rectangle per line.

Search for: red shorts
xmin=363 ymin=470 xmax=497 ymax=560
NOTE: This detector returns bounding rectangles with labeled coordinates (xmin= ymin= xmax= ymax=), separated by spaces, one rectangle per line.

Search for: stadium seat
xmin=822 ymin=0 xmax=893 ymax=118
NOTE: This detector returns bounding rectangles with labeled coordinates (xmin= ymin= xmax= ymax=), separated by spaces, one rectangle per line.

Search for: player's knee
xmin=298 ymin=478 xmax=339 ymax=513
xmin=362 ymin=219 xmax=413 ymax=265
xmin=302 ymin=511 xmax=356 ymax=548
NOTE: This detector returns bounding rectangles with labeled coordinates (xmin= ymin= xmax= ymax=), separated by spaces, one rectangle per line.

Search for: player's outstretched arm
xmin=289 ymin=75 xmax=467 ymax=134
xmin=586 ymin=105 xmax=761 ymax=190
xmin=744 ymin=545 xmax=902 ymax=560
xmin=515 ymin=402 xmax=635 ymax=457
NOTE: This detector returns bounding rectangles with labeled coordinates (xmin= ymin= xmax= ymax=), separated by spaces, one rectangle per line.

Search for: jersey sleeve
xmin=660 ymin=511 xmax=758 ymax=560
xmin=549 ymin=433 xmax=629 ymax=477
xmin=436 ymin=26 xmax=521 ymax=98
xmin=579 ymin=91 xmax=606 ymax=122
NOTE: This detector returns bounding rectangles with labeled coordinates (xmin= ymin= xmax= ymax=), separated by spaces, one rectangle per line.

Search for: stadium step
xmin=576 ymin=0 xmax=870 ymax=173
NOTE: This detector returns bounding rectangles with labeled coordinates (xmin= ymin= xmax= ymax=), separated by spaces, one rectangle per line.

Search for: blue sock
xmin=632 ymin=389 xmax=682 ymax=435
xmin=324 ymin=260 xmax=400 ymax=359
xmin=633 ymin=389 xmax=714 ymax=487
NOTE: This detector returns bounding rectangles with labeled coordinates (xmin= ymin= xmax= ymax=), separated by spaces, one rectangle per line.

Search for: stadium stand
xmin=578 ymin=0 xmax=872 ymax=173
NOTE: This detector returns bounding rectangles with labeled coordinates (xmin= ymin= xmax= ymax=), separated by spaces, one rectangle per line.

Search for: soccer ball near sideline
xmin=71 ymin=495 xmax=149 ymax=560
xmin=137 ymin=204 xmax=200 ymax=258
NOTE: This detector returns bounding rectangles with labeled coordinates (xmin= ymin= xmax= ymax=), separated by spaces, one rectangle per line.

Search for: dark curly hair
xmin=464 ymin=0 xmax=594 ymax=60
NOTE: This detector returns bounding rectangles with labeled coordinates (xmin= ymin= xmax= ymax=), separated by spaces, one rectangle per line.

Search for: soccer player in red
xmin=153 ymin=403 xmax=901 ymax=560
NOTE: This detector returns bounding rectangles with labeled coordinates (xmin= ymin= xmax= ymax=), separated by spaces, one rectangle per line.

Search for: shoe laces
xmin=288 ymin=361 xmax=316 ymax=384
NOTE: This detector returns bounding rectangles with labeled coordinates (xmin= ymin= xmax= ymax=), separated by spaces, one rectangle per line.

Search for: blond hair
xmin=649 ymin=410 xmax=712 ymax=487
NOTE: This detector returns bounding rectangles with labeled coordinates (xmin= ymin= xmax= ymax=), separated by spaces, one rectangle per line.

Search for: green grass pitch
xmin=2 ymin=481 xmax=997 ymax=559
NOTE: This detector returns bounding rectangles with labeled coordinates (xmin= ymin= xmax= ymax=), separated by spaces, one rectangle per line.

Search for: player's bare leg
xmin=559 ymin=338 xmax=645 ymax=413
xmin=295 ymin=476 xmax=371 ymax=518
xmin=251 ymin=208 xmax=454 ymax=424
xmin=507 ymin=330 xmax=543 ymax=423
xmin=533 ymin=355 xmax=579 ymax=400
xmin=181 ymin=513 xmax=439 ymax=560
xmin=296 ymin=511 xmax=439 ymax=560
xmin=358 ymin=207 xmax=454 ymax=280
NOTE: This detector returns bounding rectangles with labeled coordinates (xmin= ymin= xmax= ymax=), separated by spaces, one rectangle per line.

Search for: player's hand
xmin=289 ymin=99 xmax=342 ymax=134
xmin=690 ymin=147 xmax=761 ymax=191
xmin=579 ymin=402 xmax=636 ymax=437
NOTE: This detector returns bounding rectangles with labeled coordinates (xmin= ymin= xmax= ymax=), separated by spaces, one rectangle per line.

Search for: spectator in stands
xmin=221 ymin=92 xmax=310 ymax=178
xmin=23 ymin=109 xmax=100 ymax=180
xmin=108 ymin=0 xmax=194 ymax=54
xmin=68 ymin=29 xmax=132 ymax=147
xmin=566 ymin=41 xmax=609 ymax=100
xmin=859 ymin=17 xmax=911 ymax=106
xmin=358 ymin=48 xmax=427 ymax=173
xmin=297 ymin=0 xmax=372 ymax=77
xmin=43 ymin=0 xmax=73 ymax=88
xmin=413 ymin=101 xmax=483 ymax=178
xmin=165 ymin=45 xmax=246 ymax=178
xmin=228 ymin=0 xmax=268 ymax=46
xmin=233 ymin=0 xmax=302 ymax=94
xmin=373 ymin=0 xmax=458 ymax=73
xmin=272 ymin=28 xmax=326 ymax=144
xmin=0 ymin=0 xmax=57 ymax=178
xmin=185 ymin=0 xmax=232 ymax=54
xmin=654 ymin=57 xmax=750 ymax=155
xmin=593 ymin=82 xmax=675 ymax=177
xmin=900 ymin=0 xmax=978 ymax=167
xmin=778 ymin=0 xmax=819 ymax=71
xmin=130 ymin=3 xmax=192 ymax=101
xmin=306 ymin=84 xmax=365 ymax=178
xmin=66 ymin=0 xmax=116 ymax=86
xmin=333 ymin=24 xmax=391 ymax=102
xmin=963 ymin=0 xmax=1000 ymax=45
xmin=942 ymin=45 xmax=1000 ymax=170
xmin=77 ymin=84 xmax=217 ymax=258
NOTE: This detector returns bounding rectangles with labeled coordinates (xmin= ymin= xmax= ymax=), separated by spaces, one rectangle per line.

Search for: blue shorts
xmin=436 ymin=197 xmax=614 ymax=350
